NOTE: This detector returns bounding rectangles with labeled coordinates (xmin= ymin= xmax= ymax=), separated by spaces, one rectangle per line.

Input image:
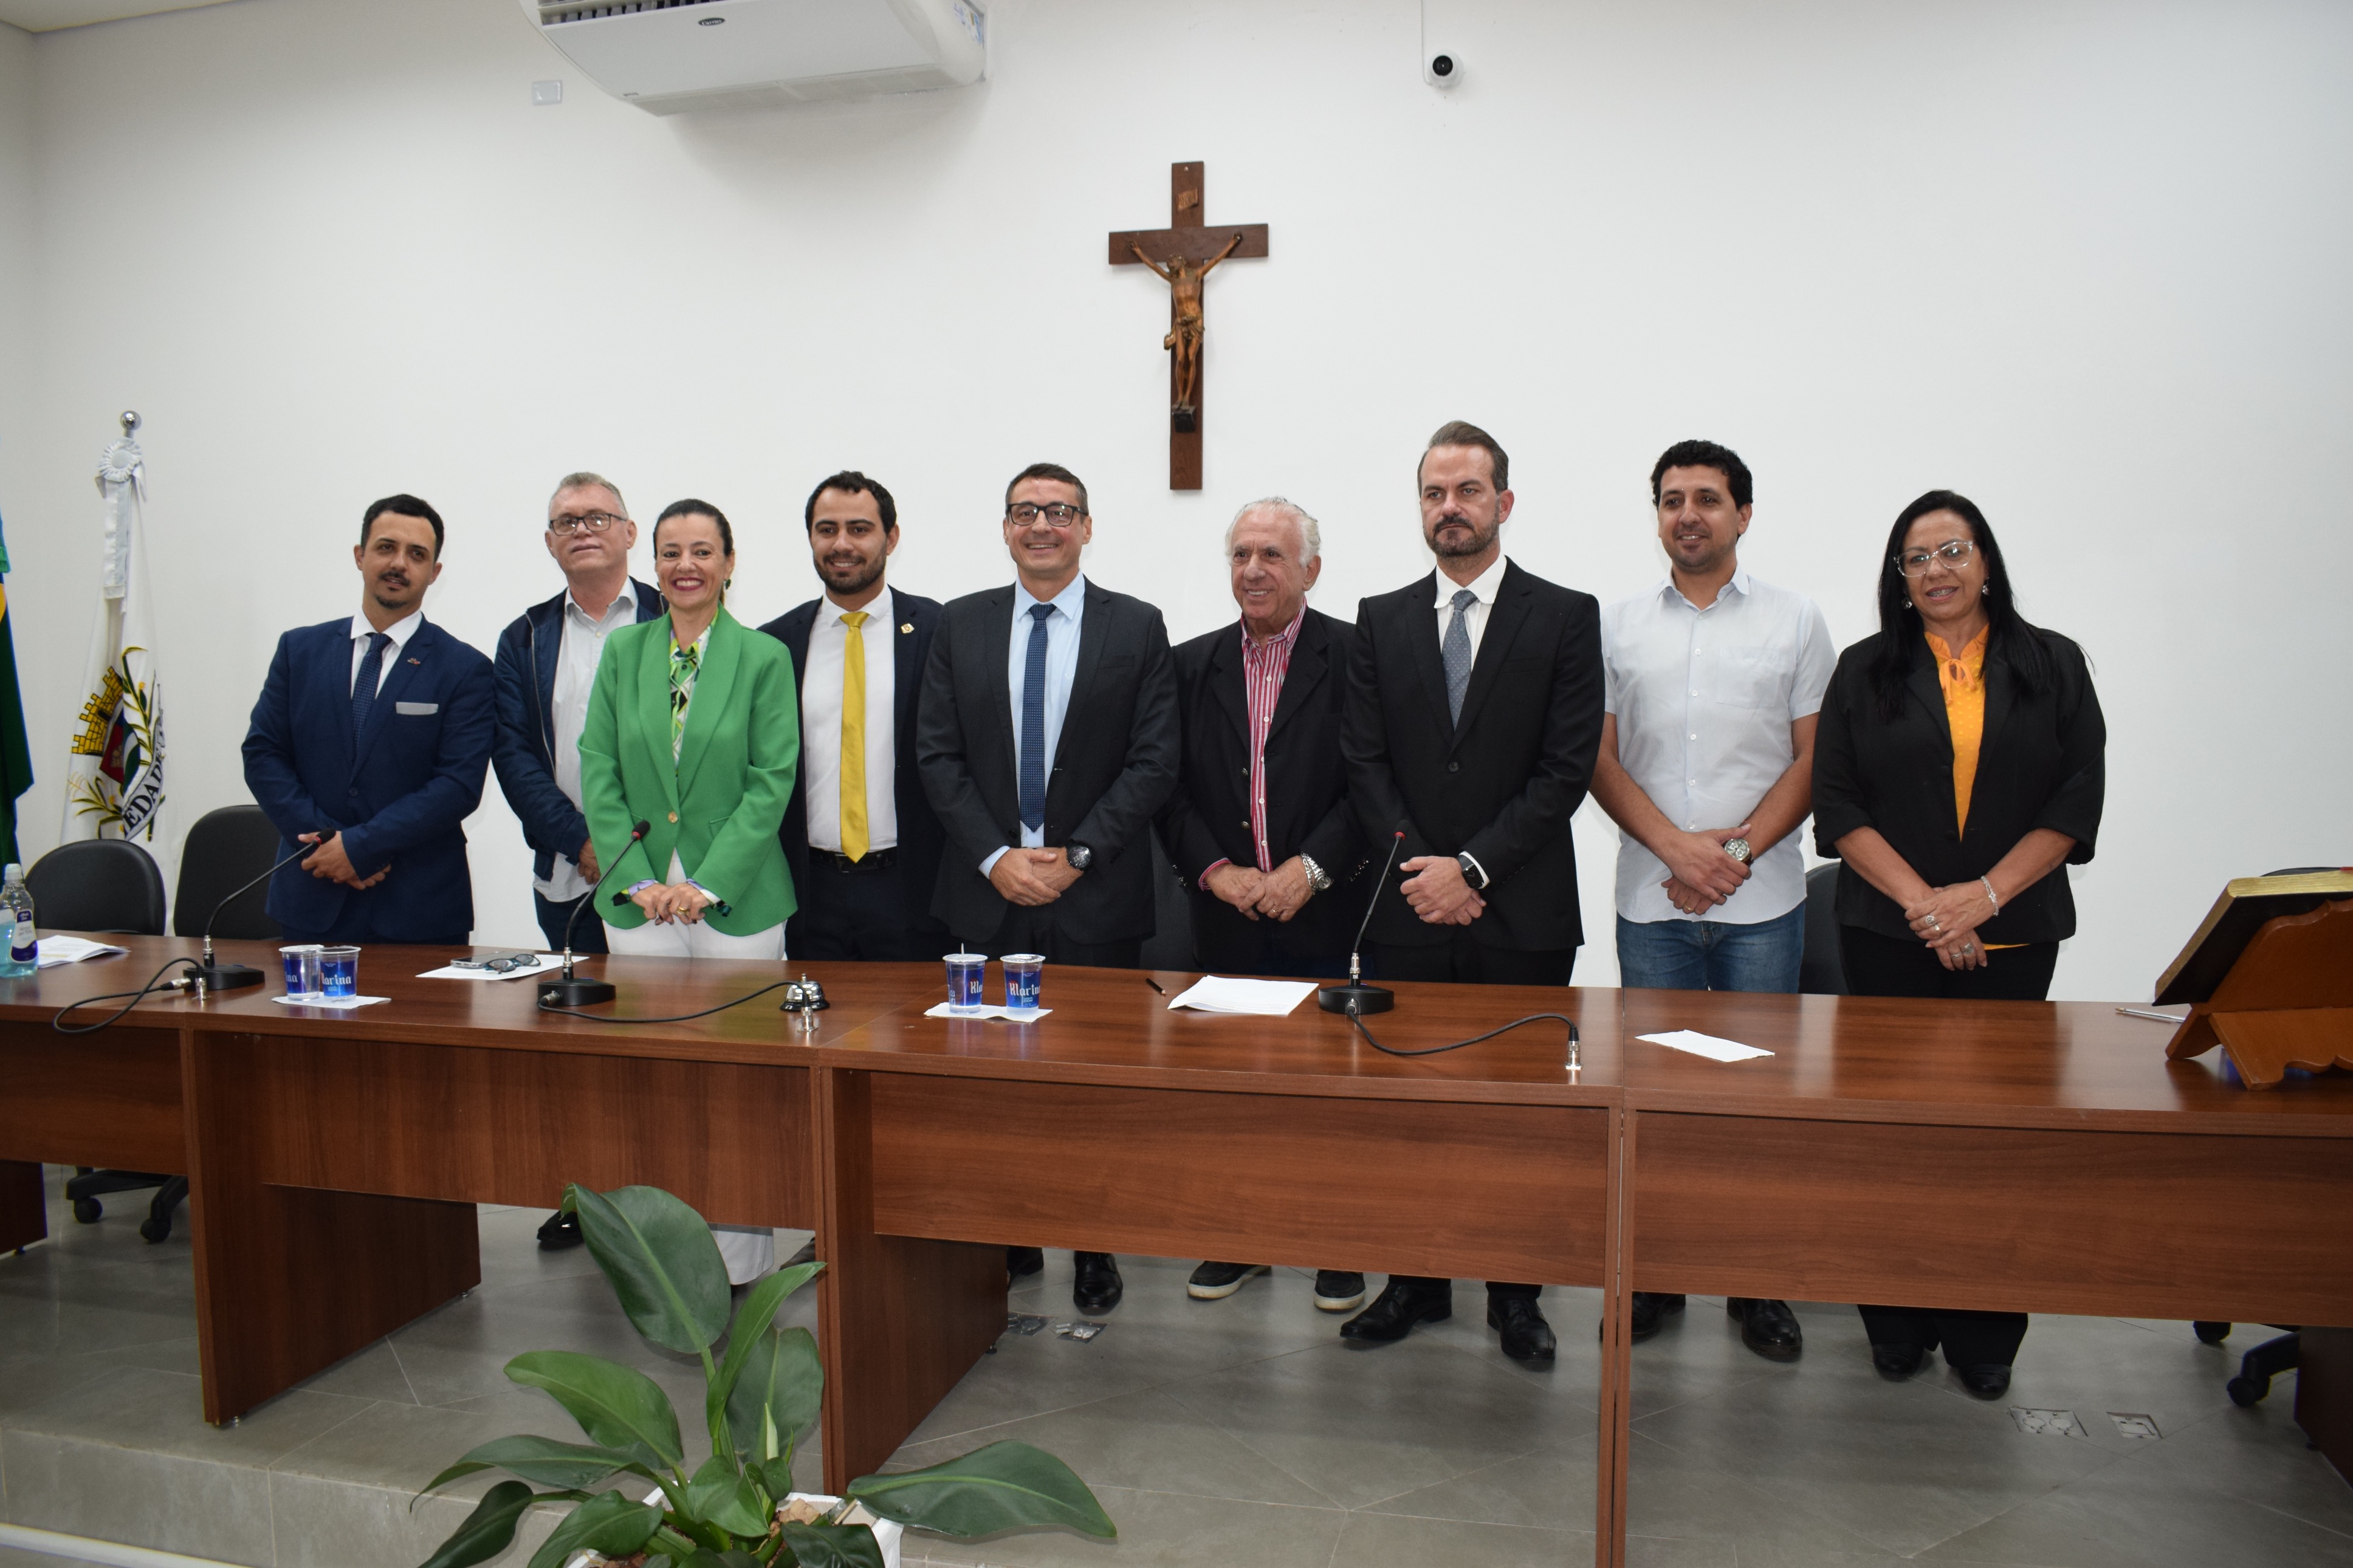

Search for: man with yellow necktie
xmin=760 ymin=471 xmax=951 ymax=961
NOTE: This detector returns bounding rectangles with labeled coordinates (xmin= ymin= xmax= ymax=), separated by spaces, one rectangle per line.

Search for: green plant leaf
xmin=777 ymin=1522 xmax=885 ymax=1568
xmin=709 ymin=1261 xmax=823 ymax=1438
xmin=418 ymin=1480 xmax=536 ymax=1568
xmin=570 ymin=1184 xmax=732 ymax=1357
xmin=524 ymin=1488 xmax=665 ymax=1568
xmin=421 ymin=1435 xmax=644 ymax=1495
xmin=507 ymin=1350 xmax=684 ymax=1469
xmin=685 ymin=1453 xmax=770 ymax=1539
xmin=725 ymin=1324 xmax=822 ymax=1463
xmin=678 ymin=1552 xmax=762 ymax=1568
xmin=754 ymin=1456 xmax=796 ymax=1506
xmin=848 ymin=1441 xmax=1116 ymax=1539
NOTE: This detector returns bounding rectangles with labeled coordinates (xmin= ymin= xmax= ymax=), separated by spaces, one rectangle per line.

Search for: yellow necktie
xmin=840 ymin=611 xmax=870 ymax=862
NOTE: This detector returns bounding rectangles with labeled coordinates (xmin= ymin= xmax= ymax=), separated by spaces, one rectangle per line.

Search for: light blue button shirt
xmin=981 ymin=574 xmax=1087 ymax=873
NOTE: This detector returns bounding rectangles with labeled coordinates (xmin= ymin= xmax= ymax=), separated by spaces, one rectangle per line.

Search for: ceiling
xmin=0 ymin=0 xmax=238 ymax=31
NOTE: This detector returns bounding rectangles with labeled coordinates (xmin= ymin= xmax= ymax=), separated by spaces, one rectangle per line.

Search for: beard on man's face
xmin=1427 ymin=509 xmax=1499 ymax=559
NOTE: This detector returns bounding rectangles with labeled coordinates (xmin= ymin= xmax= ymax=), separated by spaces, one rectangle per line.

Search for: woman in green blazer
xmin=582 ymin=499 xmax=800 ymax=959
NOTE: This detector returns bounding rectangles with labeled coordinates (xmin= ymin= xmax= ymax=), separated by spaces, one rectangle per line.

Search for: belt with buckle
xmin=812 ymin=847 xmax=896 ymax=872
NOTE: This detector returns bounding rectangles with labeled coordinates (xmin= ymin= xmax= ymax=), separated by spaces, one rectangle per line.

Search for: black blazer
xmin=1812 ymin=629 xmax=2104 ymax=944
xmin=1341 ymin=560 xmax=1604 ymax=951
xmin=1159 ymin=608 xmax=1370 ymax=965
xmin=758 ymin=587 xmax=949 ymax=947
xmin=916 ymin=579 xmax=1181 ymax=947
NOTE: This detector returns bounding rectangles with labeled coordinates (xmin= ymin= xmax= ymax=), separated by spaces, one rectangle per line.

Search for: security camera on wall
xmin=1423 ymin=48 xmax=1461 ymax=87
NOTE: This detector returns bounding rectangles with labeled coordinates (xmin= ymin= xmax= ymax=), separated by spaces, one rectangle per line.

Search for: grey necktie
xmin=1442 ymin=588 xmax=1476 ymax=723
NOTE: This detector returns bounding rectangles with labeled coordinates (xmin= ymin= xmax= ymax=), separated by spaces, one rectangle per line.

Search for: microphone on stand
xmin=1318 ymin=826 xmax=1409 ymax=1018
xmin=188 ymin=833 xmax=322 ymax=993
xmin=538 ymin=820 xmax=650 ymax=1009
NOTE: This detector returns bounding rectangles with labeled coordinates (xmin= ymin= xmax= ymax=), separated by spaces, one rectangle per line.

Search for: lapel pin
xmin=901 ymin=623 xmax=913 ymax=633
xmin=407 ymin=657 xmax=422 ymax=665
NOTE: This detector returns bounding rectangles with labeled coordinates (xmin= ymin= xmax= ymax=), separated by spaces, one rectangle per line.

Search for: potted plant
xmin=414 ymin=1183 xmax=1113 ymax=1568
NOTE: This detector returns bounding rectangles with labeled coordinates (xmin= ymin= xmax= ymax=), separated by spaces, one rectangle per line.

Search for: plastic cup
xmin=320 ymin=945 xmax=360 ymax=999
xmin=279 ymin=944 xmax=322 ymax=998
xmin=1002 ymin=953 xmax=1044 ymax=1012
xmin=944 ymin=953 xmax=986 ymax=1015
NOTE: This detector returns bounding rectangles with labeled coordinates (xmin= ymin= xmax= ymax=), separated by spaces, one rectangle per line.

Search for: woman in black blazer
xmin=1813 ymin=488 xmax=2105 ymax=1396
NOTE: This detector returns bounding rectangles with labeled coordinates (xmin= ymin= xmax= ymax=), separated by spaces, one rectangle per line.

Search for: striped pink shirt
xmin=1204 ymin=606 xmax=1306 ymax=879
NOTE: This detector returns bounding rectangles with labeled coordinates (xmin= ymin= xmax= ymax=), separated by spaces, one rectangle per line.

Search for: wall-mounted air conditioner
xmin=522 ymin=0 xmax=986 ymax=115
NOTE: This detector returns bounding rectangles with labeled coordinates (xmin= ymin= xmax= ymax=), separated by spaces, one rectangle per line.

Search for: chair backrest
xmin=1799 ymin=861 xmax=1847 ymax=996
xmin=24 ymin=838 xmax=168 ymax=936
xmin=173 ymin=805 xmax=284 ymax=940
xmin=1136 ymin=822 xmax=1197 ymax=973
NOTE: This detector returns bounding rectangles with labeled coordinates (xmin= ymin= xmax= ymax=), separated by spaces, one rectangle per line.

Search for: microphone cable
xmin=1347 ymin=1008 xmax=1578 ymax=1059
xmin=538 ymin=977 xmax=804 ymax=1025
xmin=51 ymin=956 xmax=202 ymax=1036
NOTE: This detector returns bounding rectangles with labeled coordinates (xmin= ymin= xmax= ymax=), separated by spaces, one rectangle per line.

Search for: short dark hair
xmin=1651 ymin=439 xmax=1753 ymax=510
xmin=1004 ymin=462 xmax=1089 ymax=516
xmin=1868 ymin=489 xmax=2067 ymax=719
xmin=1420 ymin=421 xmax=1508 ymax=493
xmin=805 ymin=471 xmax=897 ymax=532
xmin=361 ymin=494 xmax=444 ymax=557
xmin=653 ymin=499 xmax=734 ymax=554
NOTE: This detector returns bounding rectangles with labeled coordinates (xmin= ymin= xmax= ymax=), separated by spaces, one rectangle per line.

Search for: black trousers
xmin=1371 ymin=935 xmax=1577 ymax=1303
xmin=790 ymin=854 xmax=950 ymax=962
xmin=535 ymin=889 xmax=608 ymax=954
xmin=281 ymin=930 xmax=467 ymax=950
xmin=1196 ymin=916 xmax=1349 ymax=980
xmin=1841 ymin=924 xmax=2058 ymax=1368
xmin=980 ymin=906 xmax=1141 ymax=970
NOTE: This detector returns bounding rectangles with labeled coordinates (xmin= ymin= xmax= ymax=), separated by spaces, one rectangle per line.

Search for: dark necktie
xmin=1442 ymin=589 xmax=1475 ymax=723
xmin=351 ymin=631 xmax=391 ymax=743
xmin=1019 ymin=602 xmax=1053 ymax=833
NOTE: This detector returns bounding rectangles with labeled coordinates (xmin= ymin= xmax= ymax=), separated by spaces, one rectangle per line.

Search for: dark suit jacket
xmin=758 ymin=587 xmax=949 ymax=947
xmin=916 ymin=578 xmax=1181 ymax=947
xmin=1159 ymin=608 xmax=1369 ymax=966
xmin=241 ymin=617 xmax=496 ymax=939
xmin=490 ymin=579 xmax=664 ymax=883
xmin=1341 ymin=560 xmax=1604 ymax=951
xmin=1812 ymin=628 xmax=2104 ymax=943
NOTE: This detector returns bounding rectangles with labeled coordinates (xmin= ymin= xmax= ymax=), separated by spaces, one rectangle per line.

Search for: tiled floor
xmin=1 ymin=1170 xmax=2348 ymax=1567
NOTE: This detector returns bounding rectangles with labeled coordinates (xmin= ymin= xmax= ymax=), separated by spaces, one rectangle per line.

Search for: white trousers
xmin=603 ymin=852 xmax=783 ymax=1284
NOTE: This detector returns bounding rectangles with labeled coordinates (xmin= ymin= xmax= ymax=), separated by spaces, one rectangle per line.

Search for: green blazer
xmin=581 ymin=607 xmax=800 ymax=936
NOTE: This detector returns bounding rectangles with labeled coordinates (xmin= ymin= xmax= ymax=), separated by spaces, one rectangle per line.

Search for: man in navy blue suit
xmin=242 ymin=495 xmax=496 ymax=946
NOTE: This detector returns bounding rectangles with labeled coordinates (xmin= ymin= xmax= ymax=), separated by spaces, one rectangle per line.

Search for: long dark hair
xmin=1869 ymin=490 xmax=2060 ymax=718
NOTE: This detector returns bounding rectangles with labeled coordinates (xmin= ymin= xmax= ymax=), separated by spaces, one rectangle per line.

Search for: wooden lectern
xmin=2157 ymin=871 xmax=2353 ymax=1089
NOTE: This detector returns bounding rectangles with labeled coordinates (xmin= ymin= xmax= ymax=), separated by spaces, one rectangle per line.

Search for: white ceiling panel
xmin=0 ymin=0 xmax=238 ymax=32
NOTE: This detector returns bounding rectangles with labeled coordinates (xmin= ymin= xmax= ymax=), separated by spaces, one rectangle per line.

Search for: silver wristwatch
xmin=1299 ymin=854 xmax=1331 ymax=892
xmin=1722 ymin=837 xmax=1753 ymax=864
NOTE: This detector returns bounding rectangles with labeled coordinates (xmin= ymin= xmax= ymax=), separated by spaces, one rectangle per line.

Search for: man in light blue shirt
xmin=1590 ymin=439 xmax=1833 ymax=1360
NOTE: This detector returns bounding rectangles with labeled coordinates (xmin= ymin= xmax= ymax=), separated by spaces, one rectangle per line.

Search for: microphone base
xmin=537 ymin=976 xmax=617 ymax=1009
xmin=1318 ymin=982 xmax=1394 ymax=1016
xmin=189 ymin=962 xmax=266 ymax=992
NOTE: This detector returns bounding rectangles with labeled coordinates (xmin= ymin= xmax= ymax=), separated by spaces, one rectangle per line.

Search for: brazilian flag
xmin=0 ymin=510 xmax=31 ymax=866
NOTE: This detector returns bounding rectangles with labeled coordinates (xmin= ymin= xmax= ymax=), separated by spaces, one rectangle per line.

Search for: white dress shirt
xmin=347 ymin=609 xmax=424 ymax=696
xmin=535 ymin=582 xmax=639 ymax=902
xmin=1432 ymin=552 xmax=1510 ymax=663
xmin=800 ymin=584 xmax=899 ymax=855
xmin=982 ymin=573 xmax=1087 ymax=874
xmin=1600 ymin=569 xmax=1835 ymax=925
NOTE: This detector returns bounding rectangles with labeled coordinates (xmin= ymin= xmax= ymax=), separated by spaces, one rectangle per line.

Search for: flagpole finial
xmin=119 ymin=411 xmax=140 ymax=437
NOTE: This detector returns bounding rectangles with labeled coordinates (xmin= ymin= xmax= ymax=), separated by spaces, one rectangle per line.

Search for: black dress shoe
xmin=1872 ymin=1343 xmax=1930 ymax=1381
xmin=1615 ymin=1290 xmax=1686 ymax=1342
xmin=1341 ymin=1278 xmax=1452 ymax=1343
xmin=1072 ymin=1251 xmax=1123 ymax=1314
xmin=1313 ymin=1271 xmax=1367 ymax=1312
xmin=1187 ymin=1261 xmax=1268 ymax=1299
xmin=537 ymin=1210 xmax=583 ymax=1251
xmin=1728 ymin=1297 xmax=1802 ymax=1360
xmin=1006 ymin=1246 xmax=1043 ymax=1281
xmin=1488 ymin=1297 xmax=1556 ymax=1363
xmin=1957 ymin=1363 xmax=2011 ymax=1399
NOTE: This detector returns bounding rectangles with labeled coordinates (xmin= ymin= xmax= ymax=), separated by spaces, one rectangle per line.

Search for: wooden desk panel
xmin=0 ymin=1020 xmax=184 ymax=1171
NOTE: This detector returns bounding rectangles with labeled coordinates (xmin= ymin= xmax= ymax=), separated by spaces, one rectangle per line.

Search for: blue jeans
xmin=1616 ymin=904 xmax=1804 ymax=993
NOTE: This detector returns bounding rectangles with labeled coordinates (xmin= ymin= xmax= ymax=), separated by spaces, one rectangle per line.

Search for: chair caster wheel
xmin=139 ymin=1216 xmax=171 ymax=1244
xmin=2194 ymin=1320 xmax=2231 ymax=1345
xmin=2227 ymin=1375 xmax=2267 ymax=1407
xmin=73 ymin=1199 xmax=103 ymax=1224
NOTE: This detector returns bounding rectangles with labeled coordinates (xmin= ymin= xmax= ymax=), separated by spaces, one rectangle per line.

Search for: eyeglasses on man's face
xmin=1894 ymin=538 xmax=1977 ymax=578
xmin=549 ymin=511 xmax=625 ymax=536
xmin=1006 ymin=502 xmax=1084 ymax=527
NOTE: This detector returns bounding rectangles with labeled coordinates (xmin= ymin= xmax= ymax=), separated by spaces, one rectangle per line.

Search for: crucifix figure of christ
xmin=1108 ymin=160 xmax=1269 ymax=490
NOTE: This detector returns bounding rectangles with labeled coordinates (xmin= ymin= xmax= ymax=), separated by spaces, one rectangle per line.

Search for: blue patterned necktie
xmin=351 ymin=631 xmax=391 ymax=742
xmin=1019 ymin=602 xmax=1053 ymax=833
xmin=1442 ymin=589 xmax=1476 ymax=723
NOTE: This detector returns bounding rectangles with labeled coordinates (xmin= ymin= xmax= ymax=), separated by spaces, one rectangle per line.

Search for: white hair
xmin=1223 ymin=496 xmax=1321 ymax=563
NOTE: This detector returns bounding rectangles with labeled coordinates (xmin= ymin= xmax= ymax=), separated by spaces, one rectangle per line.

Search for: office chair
xmin=171 ymin=805 xmax=282 ymax=940
xmin=1798 ymin=862 xmax=1847 ymax=995
xmin=2189 ymin=866 xmax=2339 ymax=1403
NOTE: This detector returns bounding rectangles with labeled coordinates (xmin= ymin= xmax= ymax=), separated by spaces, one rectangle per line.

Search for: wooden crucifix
xmin=1108 ymin=161 xmax=1269 ymax=490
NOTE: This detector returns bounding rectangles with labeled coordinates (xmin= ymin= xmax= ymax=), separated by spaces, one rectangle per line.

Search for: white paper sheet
xmin=33 ymin=936 xmax=129 ymax=967
xmin=922 ymin=1002 xmax=1053 ymax=1022
xmin=1635 ymin=1029 xmax=1774 ymax=1063
xmin=271 ymin=993 xmax=391 ymax=1010
xmin=1166 ymin=976 xmax=1319 ymax=1016
xmin=415 ymin=953 xmax=563 ymax=981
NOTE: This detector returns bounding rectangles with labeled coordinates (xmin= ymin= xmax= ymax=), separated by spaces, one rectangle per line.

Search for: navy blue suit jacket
xmin=490 ymin=581 xmax=665 ymax=882
xmin=241 ymin=617 xmax=497 ymax=940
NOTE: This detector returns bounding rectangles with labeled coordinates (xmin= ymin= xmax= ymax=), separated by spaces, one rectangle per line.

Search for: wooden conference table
xmin=5 ymin=938 xmax=2353 ymax=1568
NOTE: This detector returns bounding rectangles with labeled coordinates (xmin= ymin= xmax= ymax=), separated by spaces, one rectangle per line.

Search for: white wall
xmin=3 ymin=0 xmax=2348 ymax=998
xmin=0 ymin=19 xmax=32 ymax=830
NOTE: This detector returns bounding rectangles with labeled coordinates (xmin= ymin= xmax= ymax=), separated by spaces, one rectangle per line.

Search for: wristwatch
xmin=1065 ymin=843 xmax=1094 ymax=872
xmin=1299 ymin=854 xmax=1331 ymax=892
xmin=1455 ymin=852 xmax=1490 ymax=891
xmin=1722 ymin=837 xmax=1753 ymax=864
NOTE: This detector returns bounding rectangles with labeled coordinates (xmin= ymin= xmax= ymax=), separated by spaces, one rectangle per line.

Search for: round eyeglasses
xmin=1894 ymin=539 xmax=1976 ymax=577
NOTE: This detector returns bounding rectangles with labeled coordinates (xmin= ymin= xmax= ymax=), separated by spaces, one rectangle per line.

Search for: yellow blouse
xmin=1926 ymin=626 xmax=1988 ymax=836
